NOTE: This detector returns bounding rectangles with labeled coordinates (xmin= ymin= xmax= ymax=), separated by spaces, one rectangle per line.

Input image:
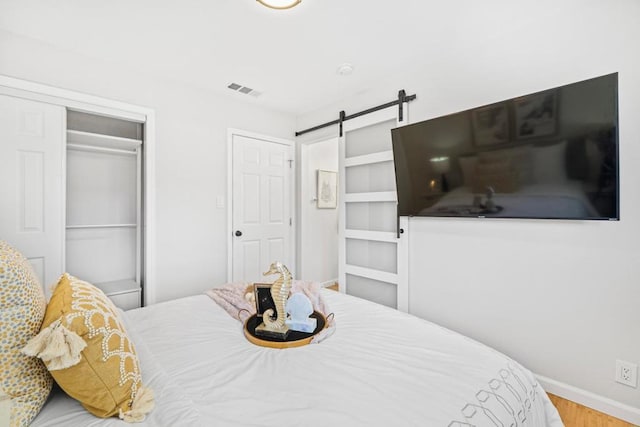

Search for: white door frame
xmin=0 ymin=74 xmax=157 ymax=305
xmin=226 ymin=128 xmax=296 ymax=282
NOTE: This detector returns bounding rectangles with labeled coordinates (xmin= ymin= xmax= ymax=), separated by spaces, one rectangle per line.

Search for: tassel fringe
xmin=119 ymin=386 xmax=155 ymax=423
xmin=21 ymin=319 xmax=87 ymax=370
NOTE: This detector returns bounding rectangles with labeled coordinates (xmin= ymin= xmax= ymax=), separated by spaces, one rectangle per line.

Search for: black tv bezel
xmin=391 ymin=73 xmax=620 ymax=221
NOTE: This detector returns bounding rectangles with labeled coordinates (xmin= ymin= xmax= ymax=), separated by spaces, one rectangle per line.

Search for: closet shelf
xmin=66 ymin=224 xmax=137 ymax=230
xmin=96 ymin=279 xmax=140 ymax=296
xmin=67 ymin=129 xmax=141 ymax=152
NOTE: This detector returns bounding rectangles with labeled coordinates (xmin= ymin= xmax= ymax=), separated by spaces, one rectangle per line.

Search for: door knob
xmin=235 ymin=230 xmax=243 ymax=237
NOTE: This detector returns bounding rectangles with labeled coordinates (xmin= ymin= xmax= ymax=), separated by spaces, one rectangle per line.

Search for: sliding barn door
xmin=339 ymin=106 xmax=409 ymax=311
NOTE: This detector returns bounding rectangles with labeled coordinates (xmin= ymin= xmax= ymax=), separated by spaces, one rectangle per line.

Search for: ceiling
xmin=0 ymin=0 xmax=573 ymax=115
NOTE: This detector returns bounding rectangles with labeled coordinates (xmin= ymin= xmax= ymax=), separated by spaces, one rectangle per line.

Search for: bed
xmin=31 ymin=289 xmax=563 ymax=426
xmin=421 ymin=181 xmax=598 ymax=219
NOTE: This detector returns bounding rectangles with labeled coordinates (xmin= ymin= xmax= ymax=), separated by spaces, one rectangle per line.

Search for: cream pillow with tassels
xmin=23 ymin=273 xmax=154 ymax=422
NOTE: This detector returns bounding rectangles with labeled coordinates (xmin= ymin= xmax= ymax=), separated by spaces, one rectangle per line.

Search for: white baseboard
xmin=320 ymin=278 xmax=338 ymax=288
xmin=536 ymin=374 xmax=640 ymax=425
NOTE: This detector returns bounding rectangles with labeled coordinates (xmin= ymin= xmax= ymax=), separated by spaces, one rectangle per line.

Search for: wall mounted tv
xmin=391 ymin=73 xmax=619 ymax=220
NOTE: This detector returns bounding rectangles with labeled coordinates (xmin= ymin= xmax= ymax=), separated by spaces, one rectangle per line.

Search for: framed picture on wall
xmin=317 ymin=170 xmax=337 ymax=209
xmin=471 ymin=103 xmax=509 ymax=146
xmin=514 ymin=90 xmax=558 ymax=139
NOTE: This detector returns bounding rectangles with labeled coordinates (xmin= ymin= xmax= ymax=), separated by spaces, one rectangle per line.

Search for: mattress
xmin=32 ymin=290 xmax=563 ymax=426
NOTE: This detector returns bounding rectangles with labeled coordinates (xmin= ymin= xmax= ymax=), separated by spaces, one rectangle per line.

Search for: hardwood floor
xmin=326 ymin=283 xmax=339 ymax=292
xmin=324 ymin=284 xmax=635 ymax=426
xmin=548 ymin=394 xmax=636 ymax=427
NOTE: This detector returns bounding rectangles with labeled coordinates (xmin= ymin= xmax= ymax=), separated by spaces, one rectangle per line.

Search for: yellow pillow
xmin=23 ymin=273 xmax=154 ymax=422
xmin=0 ymin=240 xmax=53 ymax=427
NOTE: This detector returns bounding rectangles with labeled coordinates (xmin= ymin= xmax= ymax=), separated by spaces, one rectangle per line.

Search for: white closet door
xmin=0 ymin=94 xmax=65 ymax=292
xmin=339 ymin=106 xmax=409 ymax=311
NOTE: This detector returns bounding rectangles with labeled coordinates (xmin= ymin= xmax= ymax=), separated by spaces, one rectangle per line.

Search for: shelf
xmin=96 ymin=279 xmax=140 ymax=296
xmin=66 ymin=224 xmax=137 ymax=230
xmin=67 ymin=129 xmax=141 ymax=153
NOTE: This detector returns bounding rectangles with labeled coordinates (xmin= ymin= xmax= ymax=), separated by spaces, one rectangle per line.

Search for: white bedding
xmin=33 ymin=290 xmax=563 ymax=426
xmin=422 ymin=182 xmax=597 ymax=218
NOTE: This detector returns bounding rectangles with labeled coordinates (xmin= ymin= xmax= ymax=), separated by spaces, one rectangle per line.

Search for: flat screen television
xmin=391 ymin=73 xmax=619 ymax=220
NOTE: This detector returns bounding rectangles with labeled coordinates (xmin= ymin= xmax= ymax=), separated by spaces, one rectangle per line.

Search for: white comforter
xmin=33 ymin=291 xmax=563 ymax=426
xmin=422 ymin=182 xmax=597 ymax=218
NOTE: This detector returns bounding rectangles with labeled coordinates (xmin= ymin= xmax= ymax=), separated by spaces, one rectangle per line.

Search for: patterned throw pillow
xmin=23 ymin=273 xmax=154 ymax=422
xmin=0 ymin=241 xmax=53 ymax=427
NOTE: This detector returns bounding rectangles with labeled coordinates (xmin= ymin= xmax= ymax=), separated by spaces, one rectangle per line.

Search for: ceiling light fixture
xmin=256 ymin=0 xmax=301 ymax=10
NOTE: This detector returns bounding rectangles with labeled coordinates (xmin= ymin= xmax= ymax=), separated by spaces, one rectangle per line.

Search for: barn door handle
xmin=235 ymin=230 xmax=243 ymax=237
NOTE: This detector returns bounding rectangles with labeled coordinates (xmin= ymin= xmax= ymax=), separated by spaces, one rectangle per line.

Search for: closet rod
xmin=67 ymin=143 xmax=137 ymax=156
xmin=66 ymin=224 xmax=137 ymax=230
xmin=294 ymin=89 xmax=417 ymax=137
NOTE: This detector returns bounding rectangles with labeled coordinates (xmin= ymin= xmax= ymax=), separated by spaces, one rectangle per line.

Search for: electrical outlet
xmin=615 ymin=360 xmax=638 ymax=388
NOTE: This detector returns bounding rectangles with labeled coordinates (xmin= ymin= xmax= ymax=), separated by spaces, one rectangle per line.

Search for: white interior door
xmin=0 ymin=94 xmax=65 ymax=293
xmin=231 ymin=132 xmax=293 ymax=282
xmin=339 ymin=106 xmax=409 ymax=311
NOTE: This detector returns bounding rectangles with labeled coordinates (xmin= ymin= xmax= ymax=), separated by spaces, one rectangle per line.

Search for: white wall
xmin=299 ymin=138 xmax=339 ymax=284
xmin=0 ymin=30 xmax=296 ymax=303
xmin=296 ymin=0 xmax=640 ymax=414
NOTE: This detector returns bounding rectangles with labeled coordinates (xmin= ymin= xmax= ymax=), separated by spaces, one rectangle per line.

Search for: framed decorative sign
xmin=514 ymin=90 xmax=558 ymax=139
xmin=471 ymin=103 xmax=509 ymax=146
xmin=317 ymin=170 xmax=337 ymax=209
xmin=253 ymin=283 xmax=275 ymax=318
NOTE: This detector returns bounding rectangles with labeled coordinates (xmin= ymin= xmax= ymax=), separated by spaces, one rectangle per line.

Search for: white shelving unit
xmin=65 ymin=116 xmax=143 ymax=310
xmin=96 ymin=279 xmax=141 ymax=310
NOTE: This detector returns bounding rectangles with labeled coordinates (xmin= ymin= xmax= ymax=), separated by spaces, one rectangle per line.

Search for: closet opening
xmin=65 ymin=110 xmax=145 ymax=309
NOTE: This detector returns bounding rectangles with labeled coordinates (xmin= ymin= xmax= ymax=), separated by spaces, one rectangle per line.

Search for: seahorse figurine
xmin=258 ymin=261 xmax=291 ymax=338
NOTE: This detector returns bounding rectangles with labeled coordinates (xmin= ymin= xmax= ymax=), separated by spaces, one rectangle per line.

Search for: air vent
xmin=227 ymin=82 xmax=262 ymax=97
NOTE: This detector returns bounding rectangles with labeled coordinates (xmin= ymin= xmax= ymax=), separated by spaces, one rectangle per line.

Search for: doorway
xmin=298 ymin=137 xmax=339 ymax=285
